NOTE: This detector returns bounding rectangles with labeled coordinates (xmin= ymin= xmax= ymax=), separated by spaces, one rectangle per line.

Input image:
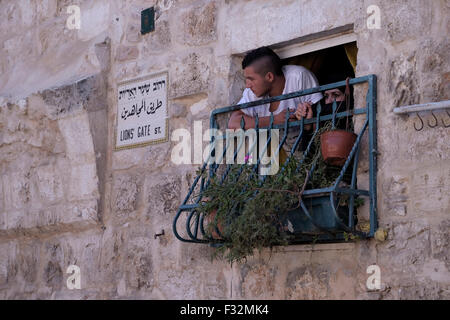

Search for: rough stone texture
xmin=176 ymin=1 xmax=217 ymax=46
xmin=0 ymin=0 xmax=449 ymax=300
xmin=169 ymin=49 xmax=212 ymax=98
xmin=116 ymin=45 xmax=139 ymax=62
xmin=141 ymin=19 xmax=171 ymax=53
xmin=113 ymin=174 xmax=142 ymax=216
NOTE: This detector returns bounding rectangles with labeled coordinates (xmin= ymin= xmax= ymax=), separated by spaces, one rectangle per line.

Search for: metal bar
xmin=278 ymin=114 xmax=304 ymax=173
xmin=212 ymin=76 xmax=373 ymax=116
xmin=299 ymin=201 xmax=336 ymax=236
xmin=186 ymin=210 xmax=199 ymax=241
xmin=179 ymin=204 xmax=199 ymax=210
xmin=348 ymin=141 xmax=361 ymax=228
xmin=333 ymin=188 xmax=370 ymax=197
xmin=173 ymin=208 xmax=208 ymax=243
xmin=393 ymin=99 xmax=450 ymax=114
xmin=329 ymin=192 xmax=368 ymax=238
xmin=294 ymin=103 xmax=322 ymax=173
xmin=368 ymin=75 xmax=378 ymax=237
xmin=332 ymin=100 xmax=337 ymax=129
xmin=333 ymin=119 xmax=369 ymax=189
xmin=260 ymin=109 xmax=291 ymax=180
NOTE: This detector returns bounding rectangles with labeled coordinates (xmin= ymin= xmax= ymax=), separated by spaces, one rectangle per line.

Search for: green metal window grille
xmin=173 ymin=75 xmax=378 ymax=245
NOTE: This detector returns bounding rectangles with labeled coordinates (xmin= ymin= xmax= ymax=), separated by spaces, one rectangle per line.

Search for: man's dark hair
xmin=242 ymin=47 xmax=283 ymax=76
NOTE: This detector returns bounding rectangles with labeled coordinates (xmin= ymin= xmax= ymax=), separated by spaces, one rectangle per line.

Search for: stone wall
xmin=0 ymin=0 xmax=449 ymax=299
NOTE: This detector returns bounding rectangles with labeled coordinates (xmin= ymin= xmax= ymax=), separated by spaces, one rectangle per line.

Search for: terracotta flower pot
xmin=202 ymin=199 xmax=224 ymax=239
xmin=206 ymin=208 xmax=224 ymax=239
xmin=320 ymin=130 xmax=357 ymax=166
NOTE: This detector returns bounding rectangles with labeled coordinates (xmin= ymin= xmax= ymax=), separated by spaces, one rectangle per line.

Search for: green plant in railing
xmin=196 ymin=122 xmax=347 ymax=264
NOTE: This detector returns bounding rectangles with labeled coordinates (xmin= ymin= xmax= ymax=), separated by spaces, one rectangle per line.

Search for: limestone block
xmin=126 ymin=23 xmax=142 ymax=43
xmin=34 ymin=164 xmax=65 ymax=203
xmin=116 ymin=45 xmax=139 ymax=62
xmin=62 ymin=199 xmax=99 ymax=225
xmin=239 ymin=263 xmax=277 ymax=299
xmin=108 ymin=7 xmax=126 ymax=44
xmin=4 ymin=210 xmax=22 ymax=231
xmin=0 ymin=176 xmax=4 ymax=213
xmin=176 ymin=2 xmax=217 ymax=46
xmin=176 ymin=236 xmax=216 ymax=267
xmin=1 ymin=198 xmax=99 ymax=234
xmin=41 ymin=85 xmax=82 ymax=120
xmin=409 ymin=164 xmax=450 ymax=215
xmin=431 ymin=219 xmax=450 ymax=269
xmin=57 ymin=111 xmax=96 ymax=163
xmin=2 ymin=242 xmax=19 ymax=287
xmin=1 ymin=14 xmax=102 ymax=100
xmin=75 ymin=75 xmax=108 ymax=113
xmin=77 ymin=0 xmax=111 ymax=42
xmin=94 ymin=39 xmax=111 ymax=73
xmin=0 ymin=3 xmax=21 ymax=40
xmin=285 ymin=265 xmax=331 ymax=299
xmin=384 ymin=0 xmax=432 ymax=44
xmin=383 ymin=220 xmax=432 ymax=268
xmin=86 ymin=108 xmax=107 ymax=170
xmin=113 ymin=174 xmax=142 ymax=215
xmin=0 ymin=212 xmax=4 ymax=231
xmin=112 ymin=144 xmax=170 ymax=172
xmin=2 ymin=171 xmax=32 ymax=210
xmin=112 ymin=148 xmax=148 ymax=171
xmin=397 ymin=280 xmax=445 ymax=300
xmin=99 ymin=223 xmax=155 ymax=296
xmin=170 ymin=102 xmax=188 ymax=118
xmin=141 ymin=19 xmax=171 ymax=53
xmin=67 ymin=163 xmax=99 ymax=201
xmin=440 ymin=71 xmax=450 ymax=101
xmin=97 ymin=226 xmax=127 ymax=293
xmin=226 ymin=0 xmax=356 ymax=54
xmin=157 ymin=268 xmax=200 ymax=299
xmin=145 ymin=173 xmax=181 ymax=221
xmin=417 ymin=40 xmax=450 ymax=102
xmin=202 ymin=270 xmax=228 ymax=299
xmin=41 ymin=233 xmax=103 ymax=291
xmin=403 ymin=126 xmax=450 ymax=163
xmin=169 ymin=49 xmax=212 ymax=98
xmin=0 ymin=243 xmax=8 ymax=288
xmin=125 ymin=236 xmax=154 ymax=291
xmin=190 ymin=97 xmax=208 ymax=116
xmin=387 ymin=52 xmax=420 ymax=108
xmin=35 ymin=206 xmax=60 ymax=228
xmin=113 ymin=61 xmax=140 ymax=82
xmin=381 ymin=175 xmax=408 ymax=216
xmin=43 ymin=260 xmax=63 ymax=290
xmin=17 ymin=241 xmax=42 ymax=285
xmin=35 ymin=0 xmax=57 ymax=23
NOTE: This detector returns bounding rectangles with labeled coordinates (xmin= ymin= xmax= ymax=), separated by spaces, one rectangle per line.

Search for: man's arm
xmin=294 ymin=102 xmax=314 ymax=131
xmin=228 ymin=109 xmax=295 ymax=130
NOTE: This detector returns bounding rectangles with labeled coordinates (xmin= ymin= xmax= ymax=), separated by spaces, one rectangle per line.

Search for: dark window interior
xmin=282 ymin=42 xmax=356 ymax=85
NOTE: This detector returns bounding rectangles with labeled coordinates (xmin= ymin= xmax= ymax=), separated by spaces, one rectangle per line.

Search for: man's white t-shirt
xmin=238 ymin=65 xmax=323 ymax=117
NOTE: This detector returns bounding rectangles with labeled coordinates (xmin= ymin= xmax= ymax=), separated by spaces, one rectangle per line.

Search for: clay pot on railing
xmin=320 ymin=77 xmax=356 ymax=166
xmin=202 ymin=199 xmax=224 ymax=239
xmin=320 ymin=129 xmax=357 ymax=166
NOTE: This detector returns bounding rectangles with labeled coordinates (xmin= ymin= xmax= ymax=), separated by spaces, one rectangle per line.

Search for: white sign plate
xmin=115 ymin=72 xmax=168 ymax=150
